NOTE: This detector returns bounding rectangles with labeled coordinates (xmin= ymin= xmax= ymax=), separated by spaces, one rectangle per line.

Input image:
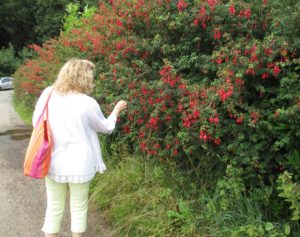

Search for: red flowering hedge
xmin=14 ymin=0 xmax=300 ymax=184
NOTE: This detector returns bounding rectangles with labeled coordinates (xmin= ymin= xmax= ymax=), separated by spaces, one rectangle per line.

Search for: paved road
xmin=0 ymin=90 xmax=116 ymax=237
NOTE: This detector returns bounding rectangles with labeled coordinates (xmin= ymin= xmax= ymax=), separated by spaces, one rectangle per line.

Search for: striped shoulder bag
xmin=24 ymin=90 xmax=53 ymax=179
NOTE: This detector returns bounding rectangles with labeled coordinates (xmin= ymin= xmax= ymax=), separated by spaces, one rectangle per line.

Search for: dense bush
xmin=15 ymin=0 xmax=300 ymax=179
xmin=91 ymin=0 xmax=300 ymax=188
xmin=14 ymin=0 xmax=300 ymax=234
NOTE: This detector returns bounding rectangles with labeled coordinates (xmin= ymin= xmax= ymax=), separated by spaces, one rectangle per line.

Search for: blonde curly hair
xmin=53 ymin=58 xmax=95 ymax=95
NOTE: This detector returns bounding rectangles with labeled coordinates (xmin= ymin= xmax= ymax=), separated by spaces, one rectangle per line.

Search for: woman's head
xmin=53 ymin=58 xmax=95 ymax=95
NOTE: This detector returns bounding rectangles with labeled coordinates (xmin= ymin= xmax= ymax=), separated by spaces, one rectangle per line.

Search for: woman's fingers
xmin=115 ymin=100 xmax=128 ymax=111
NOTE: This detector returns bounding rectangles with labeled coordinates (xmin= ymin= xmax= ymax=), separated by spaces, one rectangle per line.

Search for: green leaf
xmin=284 ymin=224 xmax=291 ymax=235
xmin=265 ymin=222 xmax=274 ymax=231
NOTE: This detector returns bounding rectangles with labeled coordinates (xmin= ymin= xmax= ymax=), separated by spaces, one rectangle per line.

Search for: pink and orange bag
xmin=24 ymin=90 xmax=53 ymax=179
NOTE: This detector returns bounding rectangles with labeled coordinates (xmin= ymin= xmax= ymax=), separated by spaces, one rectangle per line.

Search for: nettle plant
xmin=14 ymin=0 xmax=300 ymax=184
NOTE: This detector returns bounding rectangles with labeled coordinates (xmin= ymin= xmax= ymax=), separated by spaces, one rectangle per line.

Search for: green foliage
xmin=17 ymin=47 xmax=36 ymax=63
xmin=207 ymin=166 xmax=246 ymax=212
xmin=277 ymin=171 xmax=300 ymax=221
xmin=90 ymin=155 xmax=294 ymax=237
xmin=167 ymin=199 xmax=195 ymax=234
xmin=0 ymin=0 xmax=36 ymax=49
xmin=63 ymin=2 xmax=97 ymax=33
xmin=90 ymin=157 xmax=182 ymax=237
xmin=230 ymin=223 xmax=290 ymax=237
xmin=12 ymin=95 xmax=33 ymax=126
xmin=33 ymin=0 xmax=70 ymax=43
xmin=0 ymin=44 xmax=19 ymax=77
xmin=0 ymin=0 xmax=99 ymax=49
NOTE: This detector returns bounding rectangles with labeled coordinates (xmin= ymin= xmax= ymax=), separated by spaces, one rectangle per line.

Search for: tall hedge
xmin=14 ymin=0 xmax=300 ymax=187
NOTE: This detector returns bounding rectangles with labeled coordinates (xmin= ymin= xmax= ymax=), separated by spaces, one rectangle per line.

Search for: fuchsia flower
xmin=193 ymin=110 xmax=200 ymax=117
xmin=214 ymin=138 xmax=221 ymax=145
xmin=244 ymin=8 xmax=251 ymax=18
xmin=115 ymin=19 xmax=123 ymax=27
xmin=236 ymin=116 xmax=244 ymax=124
xmin=165 ymin=115 xmax=172 ymax=121
xmin=199 ymin=5 xmax=206 ymax=16
xmin=183 ymin=118 xmax=191 ymax=127
xmin=218 ymin=86 xmax=233 ymax=103
xmin=213 ymin=29 xmax=222 ymax=40
xmin=229 ymin=4 xmax=236 ymax=15
xmin=273 ymin=65 xmax=281 ymax=76
xmin=262 ymin=73 xmax=269 ymax=80
xmin=246 ymin=68 xmax=255 ymax=76
xmin=122 ymin=125 xmax=131 ymax=134
xmin=199 ymin=129 xmax=208 ymax=140
xmin=209 ymin=117 xmax=219 ymax=124
xmin=177 ymin=0 xmax=188 ymax=12
xmin=216 ymin=58 xmax=222 ymax=64
xmin=140 ymin=142 xmax=147 ymax=151
xmin=207 ymin=0 xmax=219 ymax=11
xmin=250 ymin=112 xmax=259 ymax=123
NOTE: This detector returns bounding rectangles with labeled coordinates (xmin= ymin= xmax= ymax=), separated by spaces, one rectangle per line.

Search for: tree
xmin=0 ymin=44 xmax=19 ymax=77
xmin=0 ymin=0 xmax=100 ymax=50
xmin=0 ymin=0 xmax=36 ymax=50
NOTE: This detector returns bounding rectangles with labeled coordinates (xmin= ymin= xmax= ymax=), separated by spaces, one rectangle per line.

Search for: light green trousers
xmin=42 ymin=177 xmax=90 ymax=234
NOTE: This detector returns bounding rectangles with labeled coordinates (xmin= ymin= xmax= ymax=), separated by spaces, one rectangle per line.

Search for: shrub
xmin=80 ymin=0 xmax=300 ymax=187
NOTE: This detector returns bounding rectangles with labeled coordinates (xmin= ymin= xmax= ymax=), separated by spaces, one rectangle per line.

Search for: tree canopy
xmin=0 ymin=0 xmax=99 ymax=50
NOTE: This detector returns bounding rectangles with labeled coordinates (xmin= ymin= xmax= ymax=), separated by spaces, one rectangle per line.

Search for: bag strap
xmin=41 ymin=89 xmax=53 ymax=121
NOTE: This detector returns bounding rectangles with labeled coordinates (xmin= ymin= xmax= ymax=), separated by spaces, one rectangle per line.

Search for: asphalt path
xmin=0 ymin=90 xmax=116 ymax=237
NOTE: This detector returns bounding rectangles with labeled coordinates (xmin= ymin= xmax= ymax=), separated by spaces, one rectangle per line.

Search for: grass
xmin=90 ymin=156 xmax=180 ymax=236
xmin=89 ymin=154 xmax=297 ymax=237
xmin=12 ymin=94 xmax=33 ymax=126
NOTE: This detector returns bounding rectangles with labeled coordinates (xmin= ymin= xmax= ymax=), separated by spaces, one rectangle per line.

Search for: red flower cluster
xmin=250 ymin=112 xmax=259 ymax=124
xmin=217 ymin=86 xmax=233 ymax=103
xmin=229 ymin=4 xmax=236 ymax=15
xmin=147 ymin=117 xmax=159 ymax=130
xmin=159 ymin=65 xmax=181 ymax=88
xmin=182 ymin=110 xmax=199 ymax=127
xmin=207 ymin=0 xmax=219 ymax=11
xmin=209 ymin=116 xmax=219 ymax=124
xmin=199 ymin=129 xmax=209 ymax=141
xmin=177 ymin=0 xmax=188 ymax=12
xmin=213 ymin=29 xmax=222 ymax=40
xmin=273 ymin=65 xmax=281 ymax=76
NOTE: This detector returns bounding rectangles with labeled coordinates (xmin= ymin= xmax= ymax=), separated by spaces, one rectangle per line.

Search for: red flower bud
xmin=214 ymin=138 xmax=221 ymax=145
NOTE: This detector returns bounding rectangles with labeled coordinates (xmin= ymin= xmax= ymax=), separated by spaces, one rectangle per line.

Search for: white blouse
xmin=32 ymin=86 xmax=117 ymax=183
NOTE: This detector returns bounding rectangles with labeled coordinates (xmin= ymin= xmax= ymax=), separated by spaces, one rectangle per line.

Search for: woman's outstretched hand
xmin=112 ymin=100 xmax=127 ymax=116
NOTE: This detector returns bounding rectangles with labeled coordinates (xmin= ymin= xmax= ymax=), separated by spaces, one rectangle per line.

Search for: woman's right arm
xmin=87 ymin=100 xmax=127 ymax=134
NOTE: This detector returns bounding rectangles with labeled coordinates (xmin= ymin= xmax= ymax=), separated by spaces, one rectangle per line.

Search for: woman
xmin=32 ymin=58 xmax=127 ymax=237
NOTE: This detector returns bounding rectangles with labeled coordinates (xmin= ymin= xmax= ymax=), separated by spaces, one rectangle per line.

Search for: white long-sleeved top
xmin=32 ymin=86 xmax=117 ymax=183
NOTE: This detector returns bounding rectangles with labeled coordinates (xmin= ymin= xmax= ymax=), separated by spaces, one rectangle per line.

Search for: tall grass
xmin=90 ymin=156 xmax=180 ymax=236
xmin=13 ymin=94 xmax=33 ymax=126
xmin=90 ymin=154 xmax=292 ymax=237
